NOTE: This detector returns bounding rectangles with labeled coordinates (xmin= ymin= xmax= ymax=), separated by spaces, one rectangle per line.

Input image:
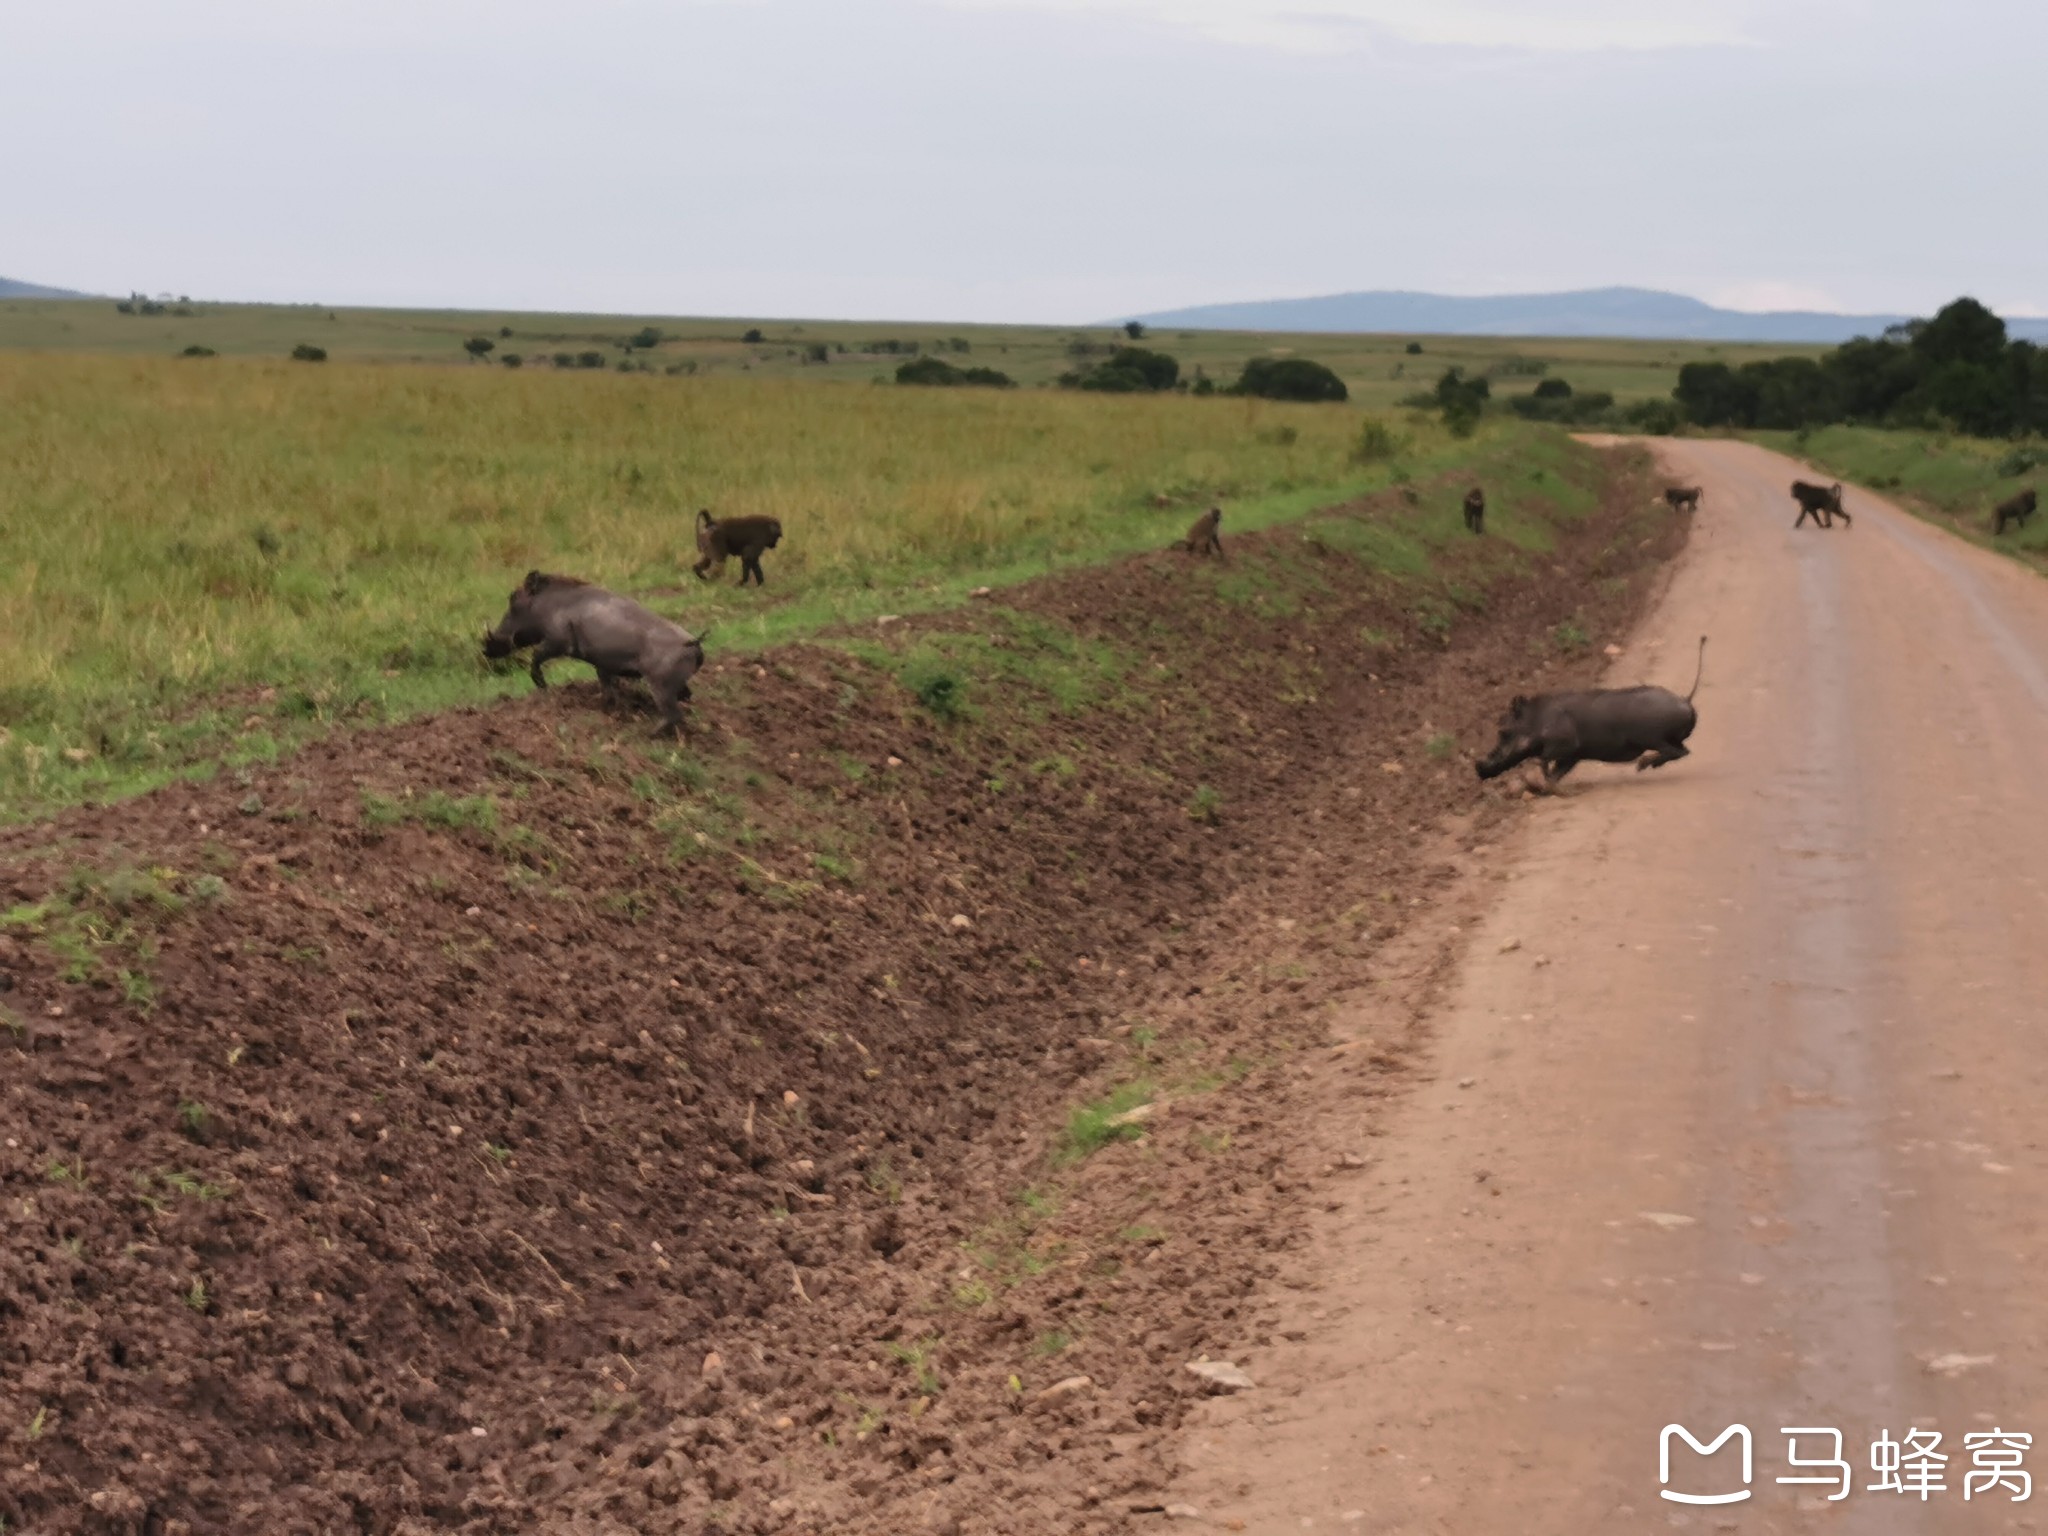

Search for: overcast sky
xmin=5 ymin=0 xmax=2040 ymax=323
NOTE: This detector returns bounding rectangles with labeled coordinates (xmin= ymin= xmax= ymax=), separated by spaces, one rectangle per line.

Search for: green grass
xmin=0 ymin=353 xmax=1587 ymax=821
xmin=1 ymin=296 xmax=1817 ymax=407
xmin=1055 ymin=1081 xmax=1156 ymax=1164
xmin=1762 ymin=424 xmax=2048 ymax=552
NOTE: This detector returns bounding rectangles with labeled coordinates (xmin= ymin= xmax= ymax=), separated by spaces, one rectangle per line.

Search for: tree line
xmin=1673 ymin=298 xmax=2048 ymax=437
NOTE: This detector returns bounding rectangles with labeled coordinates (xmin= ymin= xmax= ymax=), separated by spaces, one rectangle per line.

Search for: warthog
xmin=1791 ymin=480 xmax=1848 ymax=529
xmin=1463 ymin=487 xmax=1486 ymax=535
xmin=1994 ymin=487 xmax=2038 ymax=535
xmin=1476 ymin=636 xmax=1707 ymax=791
xmin=482 ymin=571 xmax=706 ymax=733
xmin=1663 ymin=485 xmax=1702 ymax=513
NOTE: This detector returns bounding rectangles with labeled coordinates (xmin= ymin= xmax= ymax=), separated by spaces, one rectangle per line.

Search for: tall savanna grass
xmin=0 ymin=354 xmax=1467 ymax=814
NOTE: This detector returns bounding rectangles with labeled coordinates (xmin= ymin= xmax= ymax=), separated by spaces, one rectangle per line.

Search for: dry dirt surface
xmin=1170 ymin=438 xmax=2048 ymax=1533
xmin=0 ymin=455 xmax=1682 ymax=1536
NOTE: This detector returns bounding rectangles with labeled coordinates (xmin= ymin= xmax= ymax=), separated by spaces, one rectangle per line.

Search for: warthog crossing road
xmin=1476 ymin=637 xmax=1707 ymax=792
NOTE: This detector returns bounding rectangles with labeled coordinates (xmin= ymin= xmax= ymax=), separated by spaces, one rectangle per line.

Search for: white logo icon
xmin=1660 ymin=1423 xmax=1753 ymax=1505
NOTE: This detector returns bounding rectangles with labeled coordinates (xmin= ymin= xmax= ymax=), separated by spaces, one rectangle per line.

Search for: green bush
xmin=178 ymin=345 xmax=216 ymax=358
xmin=290 ymin=343 xmax=327 ymax=363
xmin=463 ymin=336 xmax=495 ymax=362
xmin=896 ymin=356 xmax=1014 ymax=388
xmin=1233 ymin=356 xmax=1348 ymax=403
xmin=629 ymin=326 xmax=662 ymax=350
xmin=1350 ymin=417 xmax=1403 ymax=463
xmin=1063 ymin=346 xmax=1180 ymax=393
xmin=1532 ymin=378 xmax=1573 ymax=400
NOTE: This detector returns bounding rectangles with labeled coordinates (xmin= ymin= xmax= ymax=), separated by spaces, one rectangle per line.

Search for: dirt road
xmin=1172 ymin=440 xmax=2048 ymax=1532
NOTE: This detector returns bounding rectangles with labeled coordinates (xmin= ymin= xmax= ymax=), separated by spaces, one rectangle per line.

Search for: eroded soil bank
xmin=1 ymin=444 xmax=1682 ymax=1535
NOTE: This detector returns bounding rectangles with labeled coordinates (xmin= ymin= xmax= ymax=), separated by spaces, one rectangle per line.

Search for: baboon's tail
xmin=1686 ymin=635 xmax=1708 ymax=704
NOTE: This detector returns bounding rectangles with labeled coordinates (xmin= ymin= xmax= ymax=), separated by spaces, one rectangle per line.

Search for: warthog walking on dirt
xmin=1791 ymin=480 xmax=1848 ymax=530
xmin=1463 ymin=487 xmax=1486 ymax=535
xmin=1476 ymin=636 xmax=1707 ymax=792
xmin=1994 ymin=487 xmax=2038 ymax=535
xmin=482 ymin=571 xmax=706 ymax=733
xmin=1663 ymin=485 xmax=1702 ymax=513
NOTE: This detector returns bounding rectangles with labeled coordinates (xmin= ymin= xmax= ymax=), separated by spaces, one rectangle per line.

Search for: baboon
xmin=1791 ymin=480 xmax=1848 ymax=530
xmin=1994 ymin=487 xmax=2038 ymax=535
xmin=1463 ymin=486 xmax=1485 ymax=535
xmin=1173 ymin=506 xmax=1223 ymax=557
xmin=1663 ymin=485 xmax=1702 ymax=513
xmin=693 ymin=508 xmax=783 ymax=586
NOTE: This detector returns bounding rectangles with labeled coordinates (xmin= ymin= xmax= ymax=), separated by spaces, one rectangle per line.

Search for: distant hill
xmin=0 ymin=276 xmax=93 ymax=300
xmin=1123 ymin=286 xmax=2048 ymax=346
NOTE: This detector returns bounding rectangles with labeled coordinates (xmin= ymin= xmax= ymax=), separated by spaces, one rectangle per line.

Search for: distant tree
xmin=499 ymin=325 xmax=513 ymax=339
xmin=742 ymin=328 xmax=764 ymax=343
xmin=501 ymin=353 xmax=523 ymax=368
xmin=139 ymin=301 xmax=165 ymax=316
xmin=1405 ymin=341 xmax=1424 ymax=355
xmin=463 ymin=336 xmax=496 ymax=362
xmin=115 ymin=301 xmax=134 ymax=314
xmin=1532 ymin=378 xmax=1573 ymax=399
xmin=1235 ymin=357 xmax=1349 ymax=403
xmin=630 ymin=326 xmax=663 ymax=350
xmin=553 ymin=352 xmax=574 ymax=368
xmin=178 ymin=344 xmax=216 ymax=358
xmin=577 ymin=350 xmax=605 ymax=369
xmin=1123 ymin=321 xmax=1146 ymax=340
xmin=896 ymin=356 xmax=1013 ymax=387
xmin=290 ymin=343 xmax=327 ymax=362
xmin=949 ymin=337 xmax=972 ymax=354
xmin=805 ymin=342 xmax=830 ymax=364
xmin=1063 ymin=346 xmax=1180 ymax=393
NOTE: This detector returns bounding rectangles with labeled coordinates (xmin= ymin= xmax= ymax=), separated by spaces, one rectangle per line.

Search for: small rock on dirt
xmin=1184 ymin=1360 xmax=1255 ymax=1392
xmin=1639 ymin=1211 xmax=1696 ymax=1230
xmin=1498 ymin=937 xmax=1521 ymax=953
xmin=1923 ymin=1352 xmax=1995 ymax=1377
xmin=1108 ymin=1101 xmax=1164 ymax=1129
xmin=949 ymin=913 xmax=972 ymax=930
xmin=970 ymin=587 xmax=993 ymax=599
xmin=1034 ymin=1375 xmax=1094 ymax=1406
xmin=702 ymin=1350 xmax=724 ymax=1380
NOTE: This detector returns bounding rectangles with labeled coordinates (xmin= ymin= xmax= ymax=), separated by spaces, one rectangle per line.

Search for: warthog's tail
xmin=1686 ymin=635 xmax=1708 ymax=703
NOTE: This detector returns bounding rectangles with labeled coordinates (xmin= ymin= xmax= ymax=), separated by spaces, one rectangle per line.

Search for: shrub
xmin=1235 ymin=356 xmax=1348 ymax=403
xmin=1532 ymin=377 xmax=1573 ymax=400
xmin=805 ymin=342 xmax=830 ymax=364
xmin=742 ymin=328 xmax=764 ymax=343
xmin=1350 ymin=417 xmax=1402 ymax=463
xmin=1123 ymin=320 xmax=1147 ymax=340
xmin=498 ymin=325 xmax=512 ymax=339
xmin=1063 ymin=346 xmax=1179 ymax=393
xmin=463 ymin=336 xmax=495 ymax=362
xmin=1434 ymin=366 xmax=1488 ymax=431
xmin=115 ymin=301 xmax=135 ymax=315
xmin=948 ymin=337 xmax=972 ymax=354
xmin=1624 ymin=397 xmax=1682 ymax=434
xmin=896 ymin=356 xmax=1012 ymax=388
xmin=629 ymin=326 xmax=662 ymax=350
xmin=577 ymin=351 xmax=605 ymax=369
xmin=1997 ymin=446 xmax=2044 ymax=477
xmin=501 ymin=353 xmax=523 ymax=368
xmin=290 ymin=343 xmax=327 ymax=362
xmin=1405 ymin=341 xmax=1423 ymax=355
xmin=178 ymin=345 xmax=216 ymax=358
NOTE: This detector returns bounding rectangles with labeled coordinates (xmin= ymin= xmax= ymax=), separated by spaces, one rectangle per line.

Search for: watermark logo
xmin=1659 ymin=1423 xmax=1752 ymax=1505
xmin=1660 ymin=1425 xmax=2032 ymax=1505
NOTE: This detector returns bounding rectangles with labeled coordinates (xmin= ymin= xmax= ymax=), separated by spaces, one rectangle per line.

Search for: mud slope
xmin=0 ymin=446 xmax=1682 ymax=1536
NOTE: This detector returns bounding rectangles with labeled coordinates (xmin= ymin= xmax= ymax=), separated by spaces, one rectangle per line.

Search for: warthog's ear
xmin=1508 ymin=694 xmax=1528 ymax=711
xmin=522 ymin=569 xmax=545 ymax=595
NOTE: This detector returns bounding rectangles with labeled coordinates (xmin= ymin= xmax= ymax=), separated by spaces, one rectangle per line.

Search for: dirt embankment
xmin=1 ymin=448 xmax=1682 ymax=1536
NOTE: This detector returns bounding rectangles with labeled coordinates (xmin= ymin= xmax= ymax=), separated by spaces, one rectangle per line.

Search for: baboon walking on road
xmin=1791 ymin=480 xmax=1849 ymax=530
xmin=1463 ymin=487 xmax=1485 ymax=535
xmin=1663 ymin=485 xmax=1702 ymax=513
xmin=1995 ymin=487 xmax=2037 ymax=535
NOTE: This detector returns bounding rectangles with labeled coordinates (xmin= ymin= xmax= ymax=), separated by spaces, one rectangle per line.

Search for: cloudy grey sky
xmin=5 ymin=0 xmax=2040 ymax=322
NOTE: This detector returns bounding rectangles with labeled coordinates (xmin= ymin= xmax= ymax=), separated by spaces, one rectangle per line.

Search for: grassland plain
xmin=1758 ymin=424 xmax=2048 ymax=554
xmin=0 ymin=295 xmax=1819 ymax=408
xmin=0 ymin=353 xmax=1596 ymax=821
xmin=0 ymin=430 xmax=1676 ymax=1536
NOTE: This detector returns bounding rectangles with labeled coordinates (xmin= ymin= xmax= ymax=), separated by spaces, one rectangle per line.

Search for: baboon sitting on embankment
xmin=1173 ymin=506 xmax=1223 ymax=557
